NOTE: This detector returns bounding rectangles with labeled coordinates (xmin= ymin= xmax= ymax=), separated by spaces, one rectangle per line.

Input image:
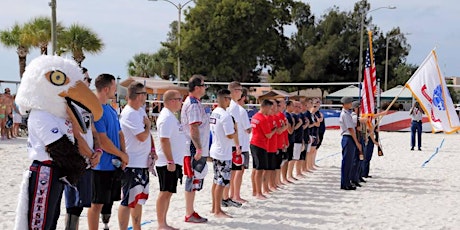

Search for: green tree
xmin=180 ymin=0 xmax=295 ymax=82
xmin=127 ymin=48 xmax=175 ymax=80
xmin=0 ymin=23 xmax=32 ymax=78
xmin=127 ymin=53 xmax=157 ymax=78
xmin=58 ymin=23 xmax=104 ymax=66
xmin=22 ymin=16 xmax=63 ymax=55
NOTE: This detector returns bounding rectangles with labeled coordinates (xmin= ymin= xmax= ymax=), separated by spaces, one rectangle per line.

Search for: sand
xmin=1 ymin=129 xmax=459 ymax=229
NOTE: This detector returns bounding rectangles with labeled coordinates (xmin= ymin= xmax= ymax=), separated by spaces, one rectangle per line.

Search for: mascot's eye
xmin=47 ymin=70 xmax=67 ymax=86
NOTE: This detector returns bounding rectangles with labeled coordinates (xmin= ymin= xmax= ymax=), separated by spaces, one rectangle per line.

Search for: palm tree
xmin=0 ymin=23 xmax=32 ymax=79
xmin=58 ymin=23 xmax=104 ymax=66
xmin=22 ymin=16 xmax=63 ymax=55
xmin=127 ymin=53 xmax=158 ymax=78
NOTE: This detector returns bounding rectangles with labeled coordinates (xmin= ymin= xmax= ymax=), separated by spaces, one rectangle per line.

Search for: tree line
xmin=133 ymin=0 xmax=416 ymax=92
xmin=1 ymin=0 xmax=416 ymax=94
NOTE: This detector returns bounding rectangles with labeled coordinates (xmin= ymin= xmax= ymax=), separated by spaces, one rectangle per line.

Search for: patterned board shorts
xmin=212 ymin=159 xmax=231 ymax=187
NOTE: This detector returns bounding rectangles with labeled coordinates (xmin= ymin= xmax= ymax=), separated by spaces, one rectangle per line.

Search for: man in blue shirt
xmin=88 ymin=73 xmax=129 ymax=230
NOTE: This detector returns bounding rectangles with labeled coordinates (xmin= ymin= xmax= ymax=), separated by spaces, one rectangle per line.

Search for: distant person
xmin=409 ymin=102 xmax=424 ymax=151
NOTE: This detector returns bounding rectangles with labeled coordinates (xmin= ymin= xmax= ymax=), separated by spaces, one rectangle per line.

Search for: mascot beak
xmin=59 ymin=81 xmax=103 ymax=134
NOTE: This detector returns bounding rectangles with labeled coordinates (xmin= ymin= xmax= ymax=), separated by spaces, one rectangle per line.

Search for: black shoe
xmin=359 ymin=178 xmax=367 ymax=183
xmin=221 ymin=199 xmax=229 ymax=207
xmin=341 ymin=185 xmax=357 ymax=190
xmin=418 ymin=148 xmax=422 ymax=151
xmin=226 ymin=199 xmax=242 ymax=208
xmin=363 ymin=175 xmax=373 ymax=178
xmin=411 ymin=147 xmax=414 ymax=151
xmin=352 ymin=181 xmax=362 ymax=187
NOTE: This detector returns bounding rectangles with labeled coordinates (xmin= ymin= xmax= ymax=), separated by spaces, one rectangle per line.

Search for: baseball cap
xmin=341 ymin=96 xmax=353 ymax=104
xmin=352 ymin=101 xmax=360 ymax=109
xmin=232 ymin=151 xmax=244 ymax=166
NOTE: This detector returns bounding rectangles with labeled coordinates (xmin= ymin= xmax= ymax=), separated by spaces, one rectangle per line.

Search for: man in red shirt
xmin=263 ymin=100 xmax=278 ymax=194
xmin=275 ymin=99 xmax=289 ymax=186
xmin=250 ymin=100 xmax=276 ymax=200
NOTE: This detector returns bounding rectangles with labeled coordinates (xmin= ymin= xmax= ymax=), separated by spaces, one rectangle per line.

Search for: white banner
xmin=405 ymin=50 xmax=460 ymax=133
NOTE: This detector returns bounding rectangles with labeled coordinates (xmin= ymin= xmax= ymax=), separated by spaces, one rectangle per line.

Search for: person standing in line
xmin=262 ymin=99 xmax=278 ymax=194
xmin=281 ymin=101 xmax=295 ymax=184
xmin=409 ymin=102 xmax=424 ymax=151
xmin=250 ymin=99 xmax=276 ymax=200
xmin=209 ymin=89 xmax=237 ymax=218
xmin=314 ymin=99 xmax=326 ymax=168
xmin=0 ymin=93 xmax=6 ymax=140
xmin=300 ymin=99 xmax=312 ymax=173
xmin=286 ymin=101 xmax=304 ymax=181
xmin=233 ymin=88 xmax=252 ymax=202
xmin=339 ymin=97 xmax=362 ymax=190
xmin=274 ymin=99 xmax=289 ymax=187
xmin=64 ymin=68 xmax=103 ymax=230
xmin=224 ymin=81 xmax=243 ymax=208
xmin=118 ymin=82 xmax=156 ymax=230
xmin=307 ymin=98 xmax=322 ymax=172
xmin=88 ymin=74 xmax=129 ymax=230
xmin=181 ymin=74 xmax=210 ymax=223
xmin=155 ymin=90 xmax=186 ymax=230
xmin=350 ymin=101 xmax=364 ymax=188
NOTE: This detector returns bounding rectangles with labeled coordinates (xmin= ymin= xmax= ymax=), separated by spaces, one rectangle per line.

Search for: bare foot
xmin=158 ymin=224 xmax=179 ymax=230
xmin=233 ymin=198 xmax=248 ymax=203
xmin=214 ymin=211 xmax=232 ymax=218
xmin=255 ymin=194 xmax=267 ymax=200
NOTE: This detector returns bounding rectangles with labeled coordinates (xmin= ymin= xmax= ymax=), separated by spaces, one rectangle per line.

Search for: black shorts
xmin=287 ymin=144 xmax=294 ymax=161
xmin=300 ymin=150 xmax=307 ymax=160
xmin=91 ymin=170 xmax=122 ymax=204
xmin=250 ymin=144 xmax=267 ymax=170
xmin=275 ymin=150 xmax=283 ymax=169
xmin=266 ymin=152 xmax=277 ymax=170
xmin=28 ymin=161 xmax=64 ymax=230
xmin=65 ymin=169 xmax=92 ymax=209
xmin=316 ymin=132 xmax=325 ymax=149
xmin=311 ymin=135 xmax=319 ymax=147
xmin=231 ymin=146 xmax=243 ymax=171
xmin=157 ymin=165 xmax=182 ymax=193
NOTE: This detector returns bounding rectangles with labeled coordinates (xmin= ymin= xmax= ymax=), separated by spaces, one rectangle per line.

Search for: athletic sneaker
xmin=224 ymin=199 xmax=242 ymax=208
xmin=221 ymin=199 xmax=229 ymax=207
xmin=185 ymin=212 xmax=208 ymax=223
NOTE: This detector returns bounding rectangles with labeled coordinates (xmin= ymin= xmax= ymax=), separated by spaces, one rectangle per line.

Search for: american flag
xmin=361 ymin=42 xmax=376 ymax=117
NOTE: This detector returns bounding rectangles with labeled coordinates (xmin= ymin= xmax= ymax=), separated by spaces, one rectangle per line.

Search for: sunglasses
xmin=136 ymin=92 xmax=147 ymax=95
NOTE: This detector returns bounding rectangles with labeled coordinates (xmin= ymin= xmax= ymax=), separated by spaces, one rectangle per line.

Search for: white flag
xmin=405 ymin=50 xmax=460 ymax=133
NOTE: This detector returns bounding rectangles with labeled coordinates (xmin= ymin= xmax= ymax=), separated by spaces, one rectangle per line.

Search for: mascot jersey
xmin=28 ymin=110 xmax=74 ymax=161
xmin=94 ymin=104 xmax=121 ymax=171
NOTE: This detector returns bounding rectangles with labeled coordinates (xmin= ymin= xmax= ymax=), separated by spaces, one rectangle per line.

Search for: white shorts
xmin=293 ymin=143 xmax=302 ymax=160
xmin=13 ymin=113 xmax=22 ymax=123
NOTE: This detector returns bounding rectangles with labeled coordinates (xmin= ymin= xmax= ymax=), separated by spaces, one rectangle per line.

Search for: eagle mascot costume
xmin=14 ymin=55 xmax=102 ymax=229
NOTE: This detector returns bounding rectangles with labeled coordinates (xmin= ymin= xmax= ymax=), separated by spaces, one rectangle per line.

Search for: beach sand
xmin=1 ymin=130 xmax=459 ymax=229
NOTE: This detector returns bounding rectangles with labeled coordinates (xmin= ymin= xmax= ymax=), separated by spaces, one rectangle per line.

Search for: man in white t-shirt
xmin=181 ymin=74 xmax=210 ymax=223
xmin=155 ymin=90 xmax=187 ymax=230
xmin=225 ymin=82 xmax=245 ymax=207
xmin=210 ymin=89 xmax=236 ymax=218
xmin=118 ymin=82 xmax=156 ymax=230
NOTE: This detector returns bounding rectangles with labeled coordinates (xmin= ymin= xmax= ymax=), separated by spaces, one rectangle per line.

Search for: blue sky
xmin=1 ymin=0 xmax=458 ymax=93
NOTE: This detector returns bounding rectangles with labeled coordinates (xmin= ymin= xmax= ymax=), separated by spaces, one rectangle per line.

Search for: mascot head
xmin=16 ymin=55 xmax=102 ymax=133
